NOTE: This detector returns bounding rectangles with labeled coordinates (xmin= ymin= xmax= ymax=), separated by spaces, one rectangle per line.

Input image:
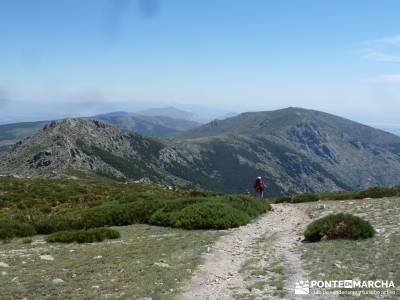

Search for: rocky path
xmin=178 ymin=204 xmax=312 ymax=300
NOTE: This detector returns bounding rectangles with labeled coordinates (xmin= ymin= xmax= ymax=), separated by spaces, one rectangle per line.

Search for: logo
xmin=344 ymin=280 xmax=353 ymax=289
xmin=295 ymin=280 xmax=310 ymax=295
xmin=293 ymin=279 xmax=396 ymax=296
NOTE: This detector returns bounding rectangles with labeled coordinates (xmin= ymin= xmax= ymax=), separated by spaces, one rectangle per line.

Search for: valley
xmin=2 ymin=108 xmax=400 ymax=196
xmin=1 ymin=107 xmax=400 ymax=299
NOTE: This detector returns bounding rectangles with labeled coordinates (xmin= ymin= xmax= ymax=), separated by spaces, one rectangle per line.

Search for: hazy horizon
xmin=1 ymin=101 xmax=400 ymax=137
xmin=1 ymin=1 xmax=400 ymax=128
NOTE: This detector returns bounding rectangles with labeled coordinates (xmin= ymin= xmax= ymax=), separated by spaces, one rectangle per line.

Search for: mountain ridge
xmin=2 ymin=107 xmax=400 ymax=195
xmin=136 ymin=106 xmax=199 ymax=121
xmin=171 ymin=107 xmax=400 ymax=193
xmin=0 ymin=118 xmax=186 ymax=185
xmin=176 ymin=107 xmax=399 ymax=142
xmin=0 ymin=110 xmax=201 ymax=149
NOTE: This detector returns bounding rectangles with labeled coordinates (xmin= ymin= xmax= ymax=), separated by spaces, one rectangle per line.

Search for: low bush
xmin=1 ymin=177 xmax=271 ymax=236
xmin=272 ymin=193 xmax=319 ymax=204
xmin=45 ymin=227 xmax=120 ymax=243
xmin=221 ymin=195 xmax=271 ymax=217
xmin=184 ymin=189 xmax=224 ymax=198
xmin=35 ymin=214 xmax=77 ymax=234
xmin=35 ymin=194 xmax=270 ymax=233
xmin=290 ymin=193 xmax=319 ymax=203
xmin=0 ymin=219 xmax=37 ymax=240
xmin=272 ymin=196 xmax=292 ymax=204
xmin=150 ymin=202 xmax=251 ymax=229
xmin=272 ymin=185 xmax=400 ymax=203
xmin=46 ymin=230 xmax=76 ymax=243
xmin=35 ymin=199 xmax=167 ymax=234
xmin=357 ymin=187 xmax=398 ymax=199
xmin=319 ymin=191 xmax=360 ymax=201
xmin=304 ymin=213 xmax=375 ymax=242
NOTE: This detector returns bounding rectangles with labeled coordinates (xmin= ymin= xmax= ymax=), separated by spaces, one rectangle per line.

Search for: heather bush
xmin=0 ymin=177 xmax=272 ymax=240
xmin=150 ymin=202 xmax=251 ymax=229
xmin=304 ymin=213 xmax=375 ymax=242
xmin=45 ymin=227 xmax=120 ymax=243
xmin=0 ymin=219 xmax=36 ymax=240
xmin=290 ymin=193 xmax=319 ymax=203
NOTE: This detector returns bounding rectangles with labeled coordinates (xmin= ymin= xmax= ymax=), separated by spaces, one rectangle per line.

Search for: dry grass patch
xmin=0 ymin=224 xmax=222 ymax=300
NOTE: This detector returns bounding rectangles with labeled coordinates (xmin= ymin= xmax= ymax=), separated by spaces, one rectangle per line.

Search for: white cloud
xmin=362 ymin=34 xmax=400 ymax=63
xmin=364 ymin=51 xmax=400 ymax=62
xmin=376 ymin=35 xmax=400 ymax=46
xmin=376 ymin=74 xmax=400 ymax=82
xmin=365 ymin=35 xmax=400 ymax=47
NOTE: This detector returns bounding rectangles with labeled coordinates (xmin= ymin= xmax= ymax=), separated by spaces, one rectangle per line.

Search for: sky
xmin=1 ymin=0 xmax=400 ymax=127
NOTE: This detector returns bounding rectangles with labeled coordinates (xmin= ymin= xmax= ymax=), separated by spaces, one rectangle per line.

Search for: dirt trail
xmin=178 ymin=204 xmax=311 ymax=300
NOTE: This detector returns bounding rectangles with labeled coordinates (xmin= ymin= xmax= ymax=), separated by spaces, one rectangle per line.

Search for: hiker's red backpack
xmin=254 ymin=178 xmax=265 ymax=191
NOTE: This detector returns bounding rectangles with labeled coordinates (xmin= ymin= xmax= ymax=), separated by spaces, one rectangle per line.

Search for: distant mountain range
xmin=0 ymin=108 xmax=201 ymax=149
xmin=2 ymin=107 xmax=400 ymax=195
xmin=96 ymin=111 xmax=200 ymax=136
xmin=135 ymin=106 xmax=199 ymax=121
xmin=0 ymin=121 xmax=48 ymax=151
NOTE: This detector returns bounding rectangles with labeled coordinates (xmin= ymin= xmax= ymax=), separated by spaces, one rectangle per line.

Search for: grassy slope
xmin=0 ymin=177 xmax=239 ymax=299
xmin=0 ymin=177 xmax=269 ymax=237
xmin=0 ymin=176 xmax=271 ymax=299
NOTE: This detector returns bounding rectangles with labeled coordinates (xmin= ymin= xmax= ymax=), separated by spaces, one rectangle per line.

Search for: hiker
xmin=254 ymin=176 xmax=265 ymax=198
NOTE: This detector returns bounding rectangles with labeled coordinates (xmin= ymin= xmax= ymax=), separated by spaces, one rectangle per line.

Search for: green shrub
xmin=1 ymin=177 xmax=271 ymax=234
xmin=220 ymin=195 xmax=271 ymax=217
xmin=35 ymin=214 xmax=76 ymax=234
xmin=0 ymin=219 xmax=37 ymax=240
xmin=150 ymin=202 xmax=251 ymax=229
xmin=46 ymin=230 xmax=76 ymax=243
xmin=291 ymin=193 xmax=319 ymax=203
xmin=0 ymin=227 xmax=14 ymax=241
xmin=320 ymin=191 xmax=360 ymax=201
xmin=185 ymin=189 xmax=224 ymax=198
xmin=272 ymin=196 xmax=292 ymax=204
xmin=12 ymin=222 xmax=36 ymax=237
xmin=357 ymin=187 xmax=398 ymax=199
xmin=271 ymin=193 xmax=319 ymax=204
xmin=304 ymin=213 xmax=375 ymax=242
xmin=45 ymin=227 xmax=120 ymax=243
xmin=35 ymin=194 xmax=270 ymax=233
xmin=149 ymin=209 xmax=175 ymax=227
xmin=273 ymin=185 xmax=400 ymax=203
xmin=35 ymin=199 xmax=167 ymax=234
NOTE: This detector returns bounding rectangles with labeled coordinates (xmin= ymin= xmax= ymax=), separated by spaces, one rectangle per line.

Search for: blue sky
xmin=1 ymin=0 xmax=400 ymax=126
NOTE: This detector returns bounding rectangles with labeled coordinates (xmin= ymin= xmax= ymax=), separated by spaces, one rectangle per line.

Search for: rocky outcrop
xmin=0 ymin=118 xmax=187 ymax=186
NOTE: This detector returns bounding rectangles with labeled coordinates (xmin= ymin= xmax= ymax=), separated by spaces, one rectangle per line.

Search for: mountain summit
xmin=2 ymin=108 xmax=400 ymax=195
xmin=172 ymin=107 xmax=400 ymax=193
xmin=0 ymin=118 xmax=189 ymax=186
